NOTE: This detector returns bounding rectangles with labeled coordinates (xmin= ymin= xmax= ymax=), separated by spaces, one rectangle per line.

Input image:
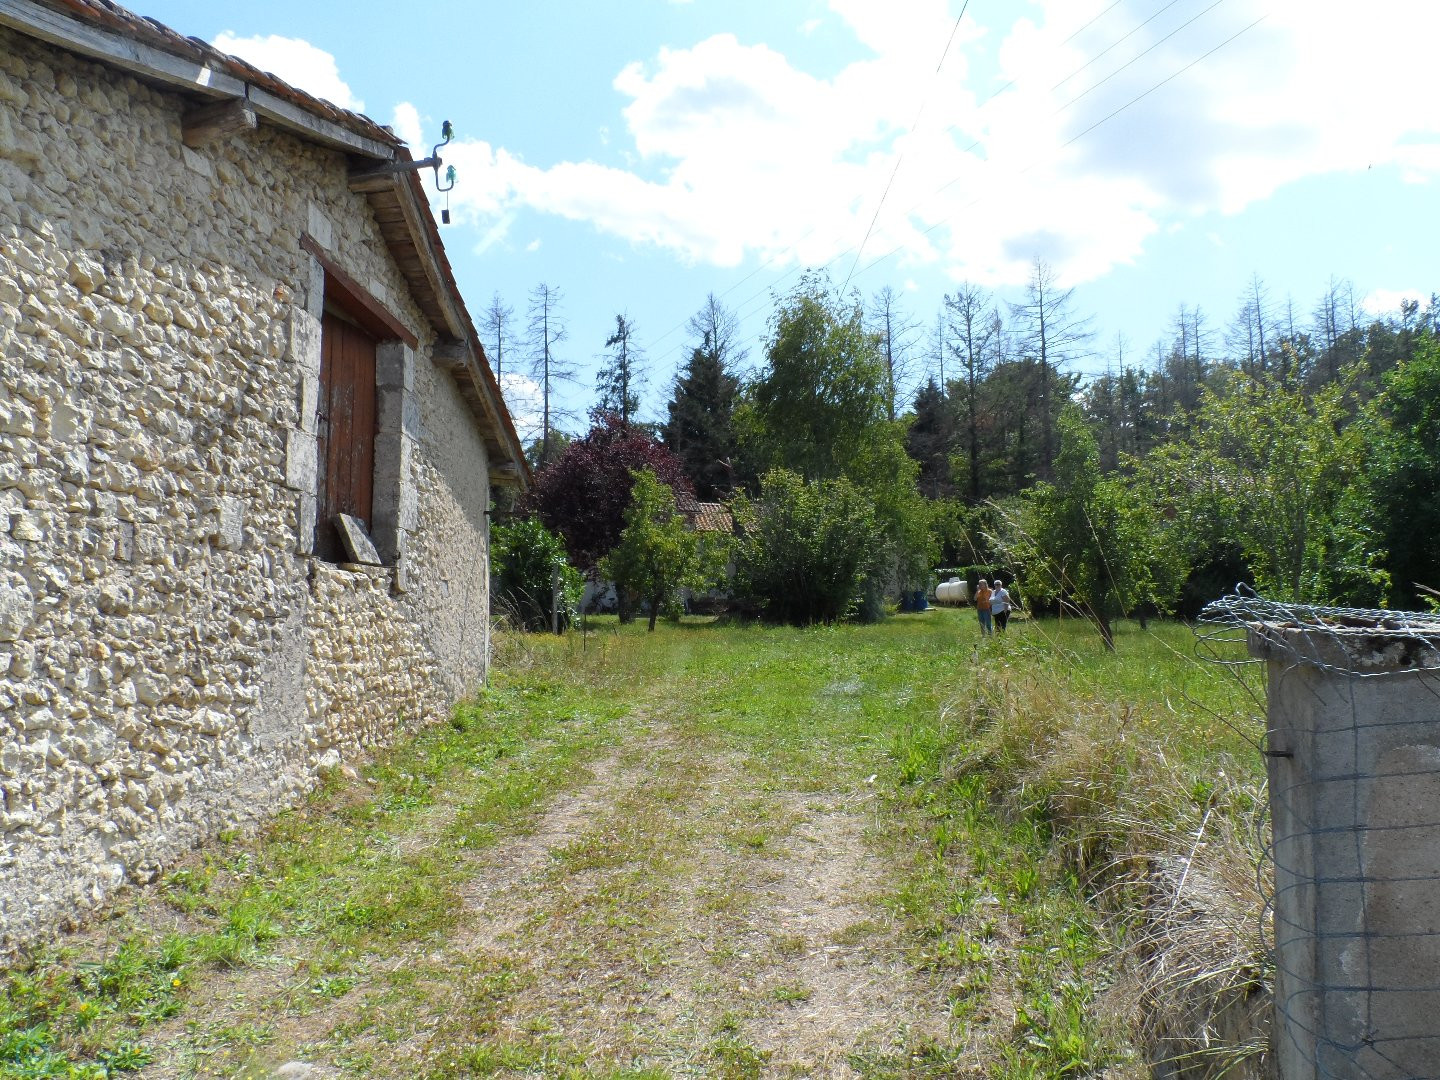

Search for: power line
xmin=1051 ymin=0 xmax=1187 ymax=92
xmin=646 ymin=1 xmax=1135 ymax=358
xmin=841 ymin=1 xmax=971 ymax=291
xmin=849 ymin=13 xmax=1268 ymax=288
xmin=648 ymin=2 xmax=1263 ymax=385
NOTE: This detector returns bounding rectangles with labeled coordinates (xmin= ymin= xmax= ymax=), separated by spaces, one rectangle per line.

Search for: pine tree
xmin=663 ymin=333 xmax=739 ymax=501
xmin=596 ymin=314 xmax=644 ymax=426
xmin=904 ymin=377 xmax=955 ymax=499
xmin=662 ymin=297 xmax=743 ymax=500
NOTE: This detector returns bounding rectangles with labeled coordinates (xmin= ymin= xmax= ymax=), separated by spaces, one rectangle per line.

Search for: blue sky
xmin=131 ymin=0 xmax=1440 ymax=440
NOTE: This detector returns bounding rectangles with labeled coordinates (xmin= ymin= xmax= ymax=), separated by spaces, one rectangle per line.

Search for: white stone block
xmin=297 ymin=373 xmax=319 ymax=434
xmin=333 ymin=514 xmax=382 ymax=566
xmin=179 ymin=145 xmax=212 ymax=178
xmin=295 ymin=494 xmax=316 ymax=554
xmin=213 ymin=496 xmax=244 ymax=551
xmin=376 ymin=342 xmax=414 ymax=391
xmin=287 ymin=309 xmax=322 ymax=375
xmin=284 ymin=429 xmax=317 ymax=493
xmin=398 ymin=481 xmax=418 ymax=533
xmin=306 ymin=202 xmax=333 ymax=250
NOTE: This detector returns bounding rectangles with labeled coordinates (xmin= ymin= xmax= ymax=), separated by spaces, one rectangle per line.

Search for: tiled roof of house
xmin=691 ymin=502 xmax=733 ymax=533
xmin=673 ymin=492 xmax=732 ymax=532
xmin=24 ymin=0 xmax=403 ymax=151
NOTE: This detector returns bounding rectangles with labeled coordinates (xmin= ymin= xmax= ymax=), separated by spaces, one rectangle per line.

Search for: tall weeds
xmin=942 ymin=646 xmax=1273 ymax=1079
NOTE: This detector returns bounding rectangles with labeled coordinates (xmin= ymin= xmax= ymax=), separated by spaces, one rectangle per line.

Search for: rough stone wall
xmin=0 ymin=27 xmax=492 ymax=956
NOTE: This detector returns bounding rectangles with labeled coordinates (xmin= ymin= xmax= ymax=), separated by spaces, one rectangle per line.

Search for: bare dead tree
xmin=945 ymin=283 xmax=999 ymax=501
xmin=526 ymin=283 xmax=574 ymax=467
xmin=869 ymin=285 xmax=919 ymax=422
xmin=1008 ymin=257 xmax=1093 ymax=478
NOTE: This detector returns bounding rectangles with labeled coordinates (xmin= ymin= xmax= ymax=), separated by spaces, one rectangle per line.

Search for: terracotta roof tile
xmin=37 ymin=0 xmax=402 ymax=150
xmin=690 ymin=502 xmax=733 ymax=533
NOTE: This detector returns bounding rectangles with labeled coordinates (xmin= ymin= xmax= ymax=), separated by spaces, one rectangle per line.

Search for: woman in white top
xmin=991 ymin=579 xmax=1012 ymax=631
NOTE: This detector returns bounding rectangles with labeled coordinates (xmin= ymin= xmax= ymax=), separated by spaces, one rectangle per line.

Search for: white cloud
xmin=212 ymin=32 xmax=363 ymax=112
xmin=430 ymin=0 xmax=1440 ymax=291
xmin=497 ymin=372 xmax=544 ymax=442
xmin=1361 ymin=288 xmax=1425 ymax=317
xmin=472 ymin=213 xmax=516 ymax=257
xmin=391 ymin=102 xmax=424 ymax=151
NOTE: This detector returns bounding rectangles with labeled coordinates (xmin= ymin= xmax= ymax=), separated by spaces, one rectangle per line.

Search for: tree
xmin=596 ymin=313 xmax=644 ymax=426
xmin=600 ymin=469 xmax=729 ymax=631
xmin=1145 ymin=371 xmax=1359 ymax=603
xmin=743 ymin=273 xmax=888 ymax=482
xmin=731 ymin=469 xmax=881 ymax=625
xmin=869 ymin=285 xmax=918 ymax=422
xmin=742 ymin=274 xmax=934 ymax=613
xmin=663 ymin=302 xmax=741 ymax=501
xmin=1228 ymin=275 xmax=1273 ymax=379
xmin=945 ymin=284 xmax=999 ymax=500
xmin=687 ymin=292 xmax=747 ymax=372
xmin=484 ymin=292 xmax=514 ymax=382
xmin=526 ymin=283 xmax=574 ymax=467
xmin=1340 ymin=337 xmax=1440 ymax=607
xmin=1082 ymin=337 xmax=1136 ymax=472
xmin=1010 ymin=407 xmax=1182 ymax=649
xmin=1008 ymin=258 xmax=1093 ymax=479
xmin=975 ymin=356 xmax=1080 ymax=496
xmin=1162 ymin=303 xmax=1215 ymax=415
xmin=531 ymin=411 xmax=692 ymax=573
xmin=905 ymin=377 xmax=955 ymax=499
xmin=491 ymin=516 xmax=582 ymax=633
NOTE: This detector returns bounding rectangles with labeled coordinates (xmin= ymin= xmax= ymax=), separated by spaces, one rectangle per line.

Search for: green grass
xmin=0 ymin=610 xmax=1263 ymax=1077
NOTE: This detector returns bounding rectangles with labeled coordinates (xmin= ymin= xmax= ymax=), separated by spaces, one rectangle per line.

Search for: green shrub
xmin=731 ymin=469 xmax=881 ymax=625
xmin=491 ymin=516 xmax=582 ymax=632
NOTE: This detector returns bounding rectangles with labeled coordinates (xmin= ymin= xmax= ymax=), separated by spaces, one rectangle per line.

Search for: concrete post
xmin=1250 ymin=624 xmax=1440 ymax=1079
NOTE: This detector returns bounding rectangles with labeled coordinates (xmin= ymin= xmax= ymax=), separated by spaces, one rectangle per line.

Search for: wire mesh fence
xmin=1199 ymin=588 xmax=1440 ymax=1080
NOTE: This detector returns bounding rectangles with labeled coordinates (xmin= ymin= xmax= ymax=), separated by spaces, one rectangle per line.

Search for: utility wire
xmin=841 ymin=1 xmax=970 ymax=291
xmin=724 ymin=7 xmax=1263 ymax=342
xmin=645 ymin=0 xmax=1140 ymax=358
xmin=1051 ymin=0 xmax=1187 ymax=91
xmin=848 ymin=13 xmax=1268 ymax=288
xmin=647 ymin=1 xmax=1262 ymax=395
xmin=719 ymin=8 xmax=1263 ymax=378
xmin=861 ymin=0 xmax=1235 ymax=266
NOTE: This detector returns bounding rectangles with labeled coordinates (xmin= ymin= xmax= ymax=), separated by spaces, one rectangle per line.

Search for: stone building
xmin=0 ymin=0 xmax=528 ymax=956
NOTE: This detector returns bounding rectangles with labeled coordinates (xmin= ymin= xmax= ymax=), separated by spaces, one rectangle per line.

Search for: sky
xmin=129 ymin=0 xmax=1440 ymax=442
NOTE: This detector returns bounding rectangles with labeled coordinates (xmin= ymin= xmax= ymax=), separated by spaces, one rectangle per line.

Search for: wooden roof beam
xmin=182 ymin=98 xmax=256 ymax=147
xmin=0 ymin=0 xmax=395 ymax=159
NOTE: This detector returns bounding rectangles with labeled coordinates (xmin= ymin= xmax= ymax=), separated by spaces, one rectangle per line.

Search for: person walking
xmin=991 ymin=578 xmax=1013 ymax=632
xmin=974 ymin=578 xmax=993 ymax=636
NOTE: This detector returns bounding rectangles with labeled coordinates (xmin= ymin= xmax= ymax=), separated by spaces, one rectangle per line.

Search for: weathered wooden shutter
xmin=315 ymin=310 xmax=378 ymax=561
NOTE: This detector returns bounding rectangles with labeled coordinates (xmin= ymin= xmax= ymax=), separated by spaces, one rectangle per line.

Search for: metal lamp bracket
xmin=351 ymin=120 xmax=458 ymax=195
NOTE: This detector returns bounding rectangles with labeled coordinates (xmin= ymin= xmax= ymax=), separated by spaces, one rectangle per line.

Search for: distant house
xmin=675 ymin=493 xmax=735 ymax=614
xmin=579 ymin=492 xmax=734 ymax=615
xmin=0 ymin=0 xmax=527 ymax=955
xmin=675 ymin=492 xmax=735 ymax=537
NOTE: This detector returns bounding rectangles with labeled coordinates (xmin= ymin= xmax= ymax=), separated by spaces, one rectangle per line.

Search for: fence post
xmin=1249 ymin=623 xmax=1440 ymax=1079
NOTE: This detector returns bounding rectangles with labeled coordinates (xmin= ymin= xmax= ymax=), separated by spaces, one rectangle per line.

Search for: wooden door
xmin=315 ymin=310 xmax=378 ymax=561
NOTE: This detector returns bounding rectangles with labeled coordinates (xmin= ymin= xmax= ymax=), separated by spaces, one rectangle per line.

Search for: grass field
xmin=0 ymin=609 xmax=1269 ymax=1078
